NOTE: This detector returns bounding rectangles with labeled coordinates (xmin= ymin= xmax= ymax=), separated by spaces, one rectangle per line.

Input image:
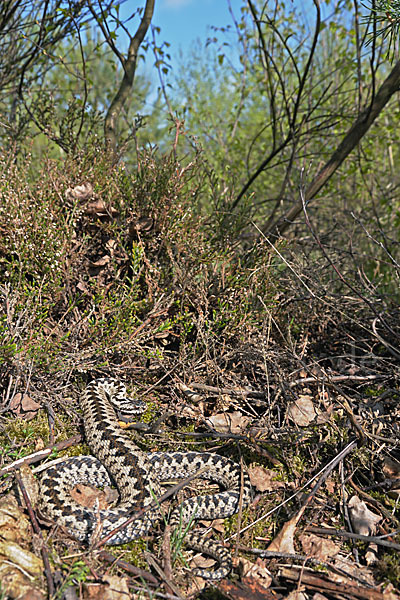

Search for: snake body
xmin=39 ymin=378 xmax=252 ymax=579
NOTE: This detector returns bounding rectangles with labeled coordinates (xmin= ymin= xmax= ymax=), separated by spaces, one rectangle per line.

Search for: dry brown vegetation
xmin=0 ymin=146 xmax=400 ymax=600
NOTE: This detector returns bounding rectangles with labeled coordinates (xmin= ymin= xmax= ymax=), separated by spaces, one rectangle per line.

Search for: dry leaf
xmin=324 ymin=477 xmax=336 ymax=495
xmin=85 ymin=199 xmax=106 ymax=214
xmin=180 ymin=404 xmax=203 ymax=418
xmin=192 ymin=555 xmax=216 ymax=570
xmin=316 ymin=404 xmax=334 ymax=424
xmin=0 ymin=562 xmax=45 ymax=600
xmin=382 ymin=457 xmax=400 ymax=479
xmin=348 ymin=496 xmax=381 ymax=567
xmin=300 ymin=533 xmax=340 ymax=560
xmin=366 ymin=546 xmax=379 ymax=565
xmin=88 ymin=255 xmax=110 ymax=268
xmin=154 ymin=330 xmax=170 ymax=339
xmin=35 ymin=437 xmax=45 ymax=451
xmin=65 ymin=182 xmax=93 ymax=201
xmin=77 ymin=280 xmax=89 ymax=294
xmin=105 ymin=239 xmax=118 ymax=254
xmin=248 ymin=465 xmax=285 ymax=492
xmin=287 ymin=395 xmax=316 ymax=426
xmin=14 ymin=464 xmax=40 ymax=509
xmin=178 ymin=383 xmax=204 ymax=403
xmin=198 ymin=518 xmax=225 ymax=533
xmin=0 ymin=495 xmax=32 ymax=543
xmin=9 ymin=393 xmax=40 ymax=420
xmin=330 ymin=555 xmax=376 ymax=586
xmin=0 ymin=540 xmax=43 ymax=575
xmin=266 ymin=510 xmax=304 ymax=553
xmin=286 ymin=592 xmax=307 ymax=600
xmin=206 ymin=411 xmax=249 ymax=433
xmin=86 ymin=575 xmax=130 ymax=599
xmin=238 ymin=557 xmax=272 ymax=587
xmin=84 ymin=198 xmax=118 ymax=217
xmin=382 ymin=583 xmax=400 ymax=600
xmin=135 ymin=216 xmax=154 ymax=231
xmin=348 ymin=495 xmax=381 ymax=535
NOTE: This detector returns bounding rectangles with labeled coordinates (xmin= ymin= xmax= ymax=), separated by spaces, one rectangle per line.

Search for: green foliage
xmin=0 ymin=144 xmax=277 ymax=377
xmin=170 ymin=1 xmax=361 ymax=216
xmin=378 ymin=552 xmax=400 ymax=586
xmin=1 ymin=3 xmax=399 ymax=596
xmin=0 ymin=425 xmax=35 ymax=464
xmin=160 ymin=0 xmax=400 ymax=301
xmin=0 ymin=24 xmax=163 ymax=157
xmin=364 ymin=0 xmax=400 ymax=60
xmin=56 ymin=561 xmax=90 ymax=599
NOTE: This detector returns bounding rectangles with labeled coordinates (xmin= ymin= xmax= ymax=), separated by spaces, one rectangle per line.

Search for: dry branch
xmin=281 ymin=567 xmax=396 ymax=600
xmin=0 ymin=434 xmax=82 ymax=478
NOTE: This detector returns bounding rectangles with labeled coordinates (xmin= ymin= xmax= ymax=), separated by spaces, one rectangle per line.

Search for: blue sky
xmin=116 ymin=0 xmax=245 ymax=102
xmin=119 ymin=0 xmax=244 ymax=72
xmin=153 ymin=0 xmax=243 ymax=59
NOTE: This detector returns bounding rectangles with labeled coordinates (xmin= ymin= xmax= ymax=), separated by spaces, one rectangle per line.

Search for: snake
xmin=39 ymin=378 xmax=252 ymax=579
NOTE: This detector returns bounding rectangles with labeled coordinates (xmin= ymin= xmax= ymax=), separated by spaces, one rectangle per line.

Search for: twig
xmin=298 ymin=181 xmax=396 ymax=338
xmin=201 ymin=419 xmax=283 ymax=467
xmin=100 ymin=0 xmax=155 ymax=154
xmin=44 ymin=402 xmax=56 ymax=446
xmin=186 ymin=382 xmax=267 ymax=399
xmin=281 ymin=566 xmax=390 ymax=600
xmin=288 ymin=374 xmax=382 ymax=387
xmin=144 ymin=552 xmax=184 ymax=600
xmin=348 ymin=476 xmax=400 ymax=527
xmin=98 ymin=550 xmax=158 ymax=584
xmin=162 ymin=525 xmax=173 ymax=582
xmin=0 ymin=434 xmax=82 ymax=477
xmin=304 ymin=526 xmax=400 ymax=551
xmin=176 ymin=424 xmax=283 ymax=468
xmin=140 ymin=363 xmax=181 ymax=396
xmin=126 ymin=586 xmax=182 ymax=600
xmin=372 ymin=317 xmax=400 ymax=360
xmin=240 ymin=548 xmax=375 ymax=588
xmin=14 ymin=470 xmax=55 ymax=597
xmin=266 ymin=60 xmax=400 ymax=238
xmin=299 ymin=439 xmax=359 ymax=510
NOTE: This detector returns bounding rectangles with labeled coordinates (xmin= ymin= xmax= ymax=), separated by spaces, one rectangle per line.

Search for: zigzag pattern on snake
xmin=39 ymin=378 xmax=252 ymax=579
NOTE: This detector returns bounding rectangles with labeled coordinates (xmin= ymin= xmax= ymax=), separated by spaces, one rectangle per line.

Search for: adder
xmin=39 ymin=378 xmax=252 ymax=579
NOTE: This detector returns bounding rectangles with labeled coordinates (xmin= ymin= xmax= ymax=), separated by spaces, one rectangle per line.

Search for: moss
xmin=0 ymin=413 xmax=58 ymax=460
xmin=140 ymin=401 xmax=159 ymax=424
xmin=377 ymin=553 xmax=400 ymax=587
xmin=108 ymin=538 xmax=149 ymax=570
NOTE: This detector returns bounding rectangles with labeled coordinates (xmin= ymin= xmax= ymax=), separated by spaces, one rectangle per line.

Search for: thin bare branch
xmin=265 ymin=59 xmax=400 ymax=237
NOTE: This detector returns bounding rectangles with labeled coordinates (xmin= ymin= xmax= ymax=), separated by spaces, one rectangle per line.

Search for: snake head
xmin=88 ymin=378 xmax=147 ymax=422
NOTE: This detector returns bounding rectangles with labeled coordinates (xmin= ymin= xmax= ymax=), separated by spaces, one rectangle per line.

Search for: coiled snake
xmin=39 ymin=378 xmax=252 ymax=579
